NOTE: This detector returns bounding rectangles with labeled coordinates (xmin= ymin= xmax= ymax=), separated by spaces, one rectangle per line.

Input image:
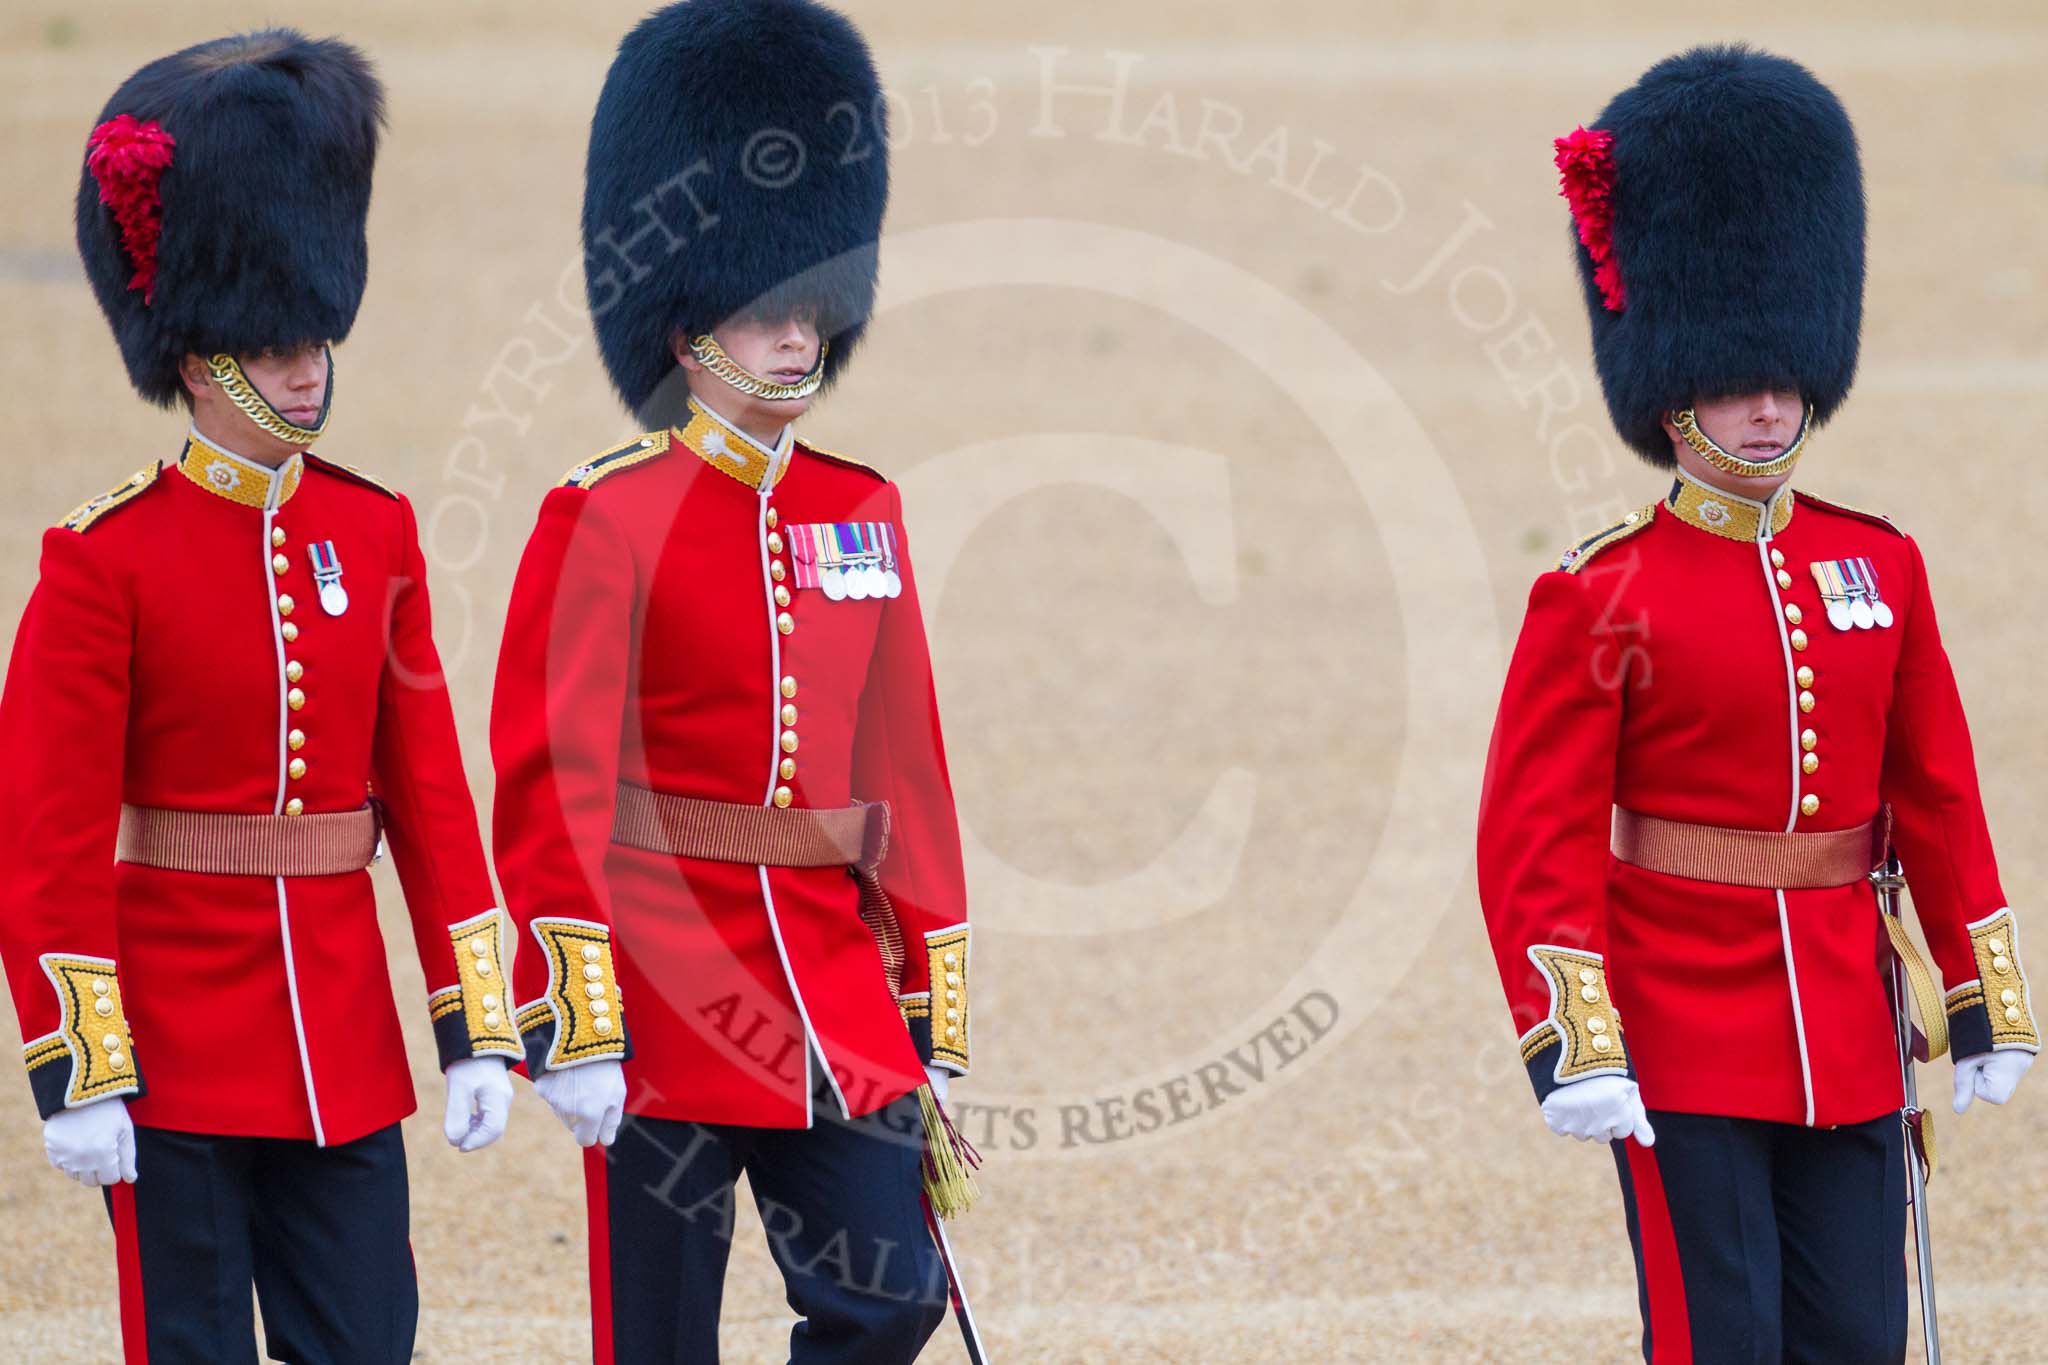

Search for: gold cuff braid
xmin=1527 ymin=945 xmax=1628 ymax=1082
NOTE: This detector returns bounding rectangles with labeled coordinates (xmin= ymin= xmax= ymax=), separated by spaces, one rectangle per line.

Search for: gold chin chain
xmin=1671 ymin=404 xmax=1807 ymax=478
xmin=689 ymin=335 xmax=828 ymax=401
xmin=206 ymin=351 xmax=331 ymax=446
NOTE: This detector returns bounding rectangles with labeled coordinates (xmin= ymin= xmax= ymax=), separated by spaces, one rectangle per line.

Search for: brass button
xmin=584 ymin=982 xmax=606 ymax=999
xmin=945 ymin=1008 xmax=960 ymax=1022
xmin=92 ymin=979 xmax=110 ymax=997
xmin=1801 ymin=728 xmax=1818 ymax=752
xmin=483 ymin=1011 xmax=502 ymax=1029
xmin=780 ymin=730 xmax=799 ymax=754
xmin=1796 ymin=666 xmax=1814 ymax=688
xmin=94 ymin=997 xmax=115 ymax=1017
xmin=272 ymin=527 xmax=287 ymax=548
xmin=1581 ymin=984 xmax=1600 ymax=1003
xmin=582 ymin=944 xmax=601 ymax=963
xmin=773 ymin=785 xmax=793 ymax=808
xmin=287 ymin=687 xmax=306 ymax=711
xmin=1989 ymin=937 xmax=2007 ymax=956
xmin=289 ymin=729 xmax=306 ymax=751
xmin=1587 ymin=1017 xmax=1607 ymax=1034
xmin=591 ymin=999 xmax=610 ymax=1015
xmin=288 ymin=758 xmax=307 ymax=780
xmin=1784 ymin=604 xmax=1802 ymax=625
xmin=1578 ymin=968 xmax=1597 ymax=985
xmin=945 ymin=972 xmax=960 ymax=986
xmin=2001 ymin=989 xmax=2019 ymax=1007
xmin=1798 ymin=690 xmax=1815 ymax=713
xmin=277 ymin=594 xmax=295 ymax=617
xmin=1777 ymin=570 xmax=1793 ymax=590
xmin=272 ymin=553 xmax=289 ymax=575
xmin=594 ymin=1016 xmax=614 ymax=1035
xmin=481 ymin=993 xmax=501 ymax=1011
xmin=766 ymin=508 xmax=779 ymax=530
xmin=1591 ymin=1035 xmax=1612 ymax=1052
xmin=1790 ymin=629 xmax=1809 ymax=651
xmin=1802 ymin=753 xmax=1819 ymax=775
xmin=766 ymin=532 xmax=784 ymax=555
xmin=945 ymin=1026 xmax=958 ymax=1039
xmin=774 ymin=585 xmax=791 ymax=608
xmin=943 ymin=952 xmax=959 ymax=967
xmin=780 ymin=676 xmax=797 ymax=698
xmin=281 ymin=622 xmax=298 ymax=642
xmin=102 ymin=1033 xmax=120 ymax=1051
xmin=108 ymin=1052 xmax=127 ymax=1071
xmin=1800 ymin=793 xmax=1820 ymax=817
xmin=286 ymin=661 xmax=303 ymax=683
xmin=945 ymin=990 xmax=958 ymax=1003
xmin=583 ymin=963 xmax=603 ymax=981
xmin=770 ymin=561 xmax=786 ymax=582
xmin=470 ymin=937 xmax=490 ymax=958
xmin=779 ymin=757 xmax=796 ymax=781
xmin=2007 ymin=1006 xmax=2023 ymax=1024
xmin=1770 ymin=548 xmax=1785 ymax=568
xmin=776 ymin=612 xmax=794 ymax=636
xmin=781 ymin=703 xmax=797 ymax=726
xmin=1993 ymin=956 xmax=2012 ymax=975
xmin=474 ymin=959 xmax=493 ymax=978
xmin=285 ymin=798 xmax=304 ymax=816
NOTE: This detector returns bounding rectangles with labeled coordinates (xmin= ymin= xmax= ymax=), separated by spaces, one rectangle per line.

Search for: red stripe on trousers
xmin=585 ymin=1146 xmax=613 ymax=1365
xmin=1624 ymin=1141 xmax=1693 ymax=1363
xmin=110 ymin=1182 xmax=148 ymax=1364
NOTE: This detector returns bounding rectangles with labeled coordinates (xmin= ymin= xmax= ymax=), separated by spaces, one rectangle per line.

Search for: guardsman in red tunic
xmin=491 ymin=3 xmax=983 ymax=1361
xmin=0 ymin=32 xmax=515 ymax=1363
xmin=1477 ymin=47 xmax=2035 ymax=1362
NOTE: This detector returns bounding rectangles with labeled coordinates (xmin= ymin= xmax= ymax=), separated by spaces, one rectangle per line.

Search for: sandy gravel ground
xmin=1 ymin=2 xmax=2045 ymax=1360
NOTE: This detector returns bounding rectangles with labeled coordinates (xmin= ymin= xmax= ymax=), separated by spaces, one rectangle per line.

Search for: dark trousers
xmin=106 ymin=1123 xmax=416 ymax=1365
xmin=1611 ymin=1111 xmax=1907 ymax=1364
xmin=587 ymin=1085 xmax=949 ymax=1364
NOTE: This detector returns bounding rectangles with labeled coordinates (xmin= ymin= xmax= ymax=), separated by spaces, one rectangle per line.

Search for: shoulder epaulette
xmin=1793 ymin=489 xmax=1903 ymax=536
xmin=306 ymin=453 xmax=399 ymax=500
xmin=1559 ymin=503 xmax=1657 ymax=573
xmin=797 ymin=439 xmax=885 ymax=482
xmin=55 ymin=463 xmax=161 ymax=534
xmin=558 ymin=430 xmax=671 ymax=489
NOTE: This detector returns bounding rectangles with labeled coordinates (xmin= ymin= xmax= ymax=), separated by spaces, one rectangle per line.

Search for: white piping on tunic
xmin=747 ymin=436 xmax=849 ymax=1124
xmin=1777 ymin=890 xmax=1817 ymax=1126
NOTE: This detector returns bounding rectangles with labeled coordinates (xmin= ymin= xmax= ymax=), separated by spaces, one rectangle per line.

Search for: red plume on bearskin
xmin=85 ymin=114 xmax=176 ymax=304
xmin=1554 ymin=125 xmax=1623 ymax=312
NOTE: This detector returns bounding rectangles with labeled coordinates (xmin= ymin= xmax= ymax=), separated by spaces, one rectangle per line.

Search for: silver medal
xmin=1827 ymin=599 xmax=1854 ymax=631
xmin=883 ymin=570 xmax=903 ymax=598
xmin=1850 ymin=597 xmax=1875 ymax=630
xmin=320 ymin=582 xmax=350 ymax=617
xmin=1873 ymin=601 xmax=1894 ymax=629
xmin=822 ymin=567 xmax=847 ymax=602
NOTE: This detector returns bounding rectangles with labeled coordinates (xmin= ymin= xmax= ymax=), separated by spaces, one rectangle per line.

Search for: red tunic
xmin=1478 ymin=471 xmax=2037 ymax=1127
xmin=0 ymin=437 xmax=506 ymax=1146
xmin=492 ymin=400 xmax=972 ymax=1129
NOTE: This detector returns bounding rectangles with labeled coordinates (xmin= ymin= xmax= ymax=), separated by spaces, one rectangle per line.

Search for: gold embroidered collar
xmin=177 ymin=430 xmax=304 ymax=510
xmin=675 ymin=398 xmax=794 ymax=492
xmin=1664 ymin=468 xmax=1794 ymax=543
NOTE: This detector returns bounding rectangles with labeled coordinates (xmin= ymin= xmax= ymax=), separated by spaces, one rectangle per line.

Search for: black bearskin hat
xmin=583 ymin=0 xmax=890 ymax=418
xmin=1556 ymin=45 xmax=1866 ymax=465
xmin=75 ymin=30 xmax=385 ymax=407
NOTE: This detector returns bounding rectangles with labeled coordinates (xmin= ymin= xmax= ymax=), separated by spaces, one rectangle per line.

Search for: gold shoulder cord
xmin=206 ymin=350 xmax=332 ymax=446
xmin=1669 ymin=404 xmax=1808 ymax=478
xmin=688 ymin=335 xmax=828 ymax=401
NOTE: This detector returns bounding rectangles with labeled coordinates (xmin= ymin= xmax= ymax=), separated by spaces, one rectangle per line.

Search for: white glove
xmin=443 ymin=1056 xmax=513 ymax=1152
xmin=534 ymin=1058 xmax=626 ymax=1147
xmin=44 ymin=1098 xmax=138 ymax=1186
xmin=923 ymin=1065 xmax=952 ymax=1106
xmin=1953 ymin=1049 xmax=2034 ymax=1113
xmin=1541 ymin=1074 xmax=1656 ymax=1146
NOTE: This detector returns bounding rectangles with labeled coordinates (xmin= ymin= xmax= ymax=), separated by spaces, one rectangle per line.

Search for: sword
xmin=1875 ymin=850 xmax=1941 ymax=1364
xmin=921 ymin=1194 xmax=991 ymax=1364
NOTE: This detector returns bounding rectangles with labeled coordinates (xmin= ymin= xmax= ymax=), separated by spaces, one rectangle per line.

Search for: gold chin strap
xmin=1670 ymin=403 xmax=1808 ymax=478
xmin=689 ymin=334 xmax=828 ymax=402
xmin=206 ymin=350 xmax=331 ymax=446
